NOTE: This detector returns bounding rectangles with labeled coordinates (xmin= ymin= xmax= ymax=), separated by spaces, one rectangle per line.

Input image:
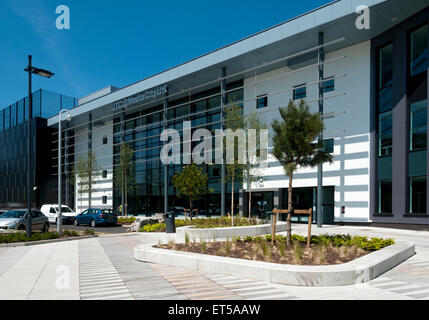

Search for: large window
xmin=410 ymin=24 xmax=428 ymax=77
xmin=410 ymin=176 xmax=427 ymax=214
xmin=379 ymin=180 xmax=392 ymax=213
xmin=378 ymin=43 xmax=394 ymax=113
xmin=410 ymin=100 xmax=427 ymax=150
xmin=379 ymin=111 xmax=392 ymax=156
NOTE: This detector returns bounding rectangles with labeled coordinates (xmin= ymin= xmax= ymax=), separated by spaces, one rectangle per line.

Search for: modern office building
xmin=45 ymin=0 xmax=429 ymax=225
xmin=0 ymin=90 xmax=77 ymax=209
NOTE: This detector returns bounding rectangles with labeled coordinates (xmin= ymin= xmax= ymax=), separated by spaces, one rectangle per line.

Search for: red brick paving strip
xmin=149 ymin=263 xmax=242 ymax=300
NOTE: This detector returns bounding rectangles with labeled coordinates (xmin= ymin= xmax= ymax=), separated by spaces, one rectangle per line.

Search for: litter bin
xmin=165 ymin=213 xmax=176 ymax=234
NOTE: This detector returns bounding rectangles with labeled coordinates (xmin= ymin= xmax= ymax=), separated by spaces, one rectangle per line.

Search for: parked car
xmin=73 ymin=209 xmax=118 ymax=227
xmin=0 ymin=210 xmax=49 ymax=232
xmin=40 ymin=205 xmax=77 ymax=224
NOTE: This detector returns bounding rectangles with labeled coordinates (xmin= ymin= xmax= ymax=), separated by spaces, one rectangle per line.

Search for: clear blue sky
xmin=0 ymin=0 xmax=332 ymax=108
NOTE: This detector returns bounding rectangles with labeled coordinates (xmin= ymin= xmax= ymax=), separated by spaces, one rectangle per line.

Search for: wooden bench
xmin=184 ymin=208 xmax=199 ymax=220
xmin=272 ymin=208 xmax=313 ymax=247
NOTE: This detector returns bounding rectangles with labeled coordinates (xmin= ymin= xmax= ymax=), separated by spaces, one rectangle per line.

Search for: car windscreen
xmin=54 ymin=207 xmax=73 ymax=213
xmin=1 ymin=211 xmax=26 ymax=218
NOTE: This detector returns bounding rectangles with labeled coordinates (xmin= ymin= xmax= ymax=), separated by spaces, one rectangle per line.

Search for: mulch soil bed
xmin=156 ymin=240 xmax=370 ymax=266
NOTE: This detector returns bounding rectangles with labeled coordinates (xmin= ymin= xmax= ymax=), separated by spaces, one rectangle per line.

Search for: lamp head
xmin=66 ymin=113 xmax=72 ymax=122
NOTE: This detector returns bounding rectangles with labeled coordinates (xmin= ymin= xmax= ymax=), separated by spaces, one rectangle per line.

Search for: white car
xmin=40 ymin=205 xmax=77 ymax=225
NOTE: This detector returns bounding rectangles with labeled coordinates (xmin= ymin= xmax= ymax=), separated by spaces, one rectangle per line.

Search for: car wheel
xmin=90 ymin=220 xmax=96 ymax=228
xmin=55 ymin=218 xmax=58 ymax=225
xmin=18 ymin=225 xmax=25 ymax=231
xmin=73 ymin=219 xmax=79 ymax=226
xmin=42 ymin=223 xmax=49 ymax=233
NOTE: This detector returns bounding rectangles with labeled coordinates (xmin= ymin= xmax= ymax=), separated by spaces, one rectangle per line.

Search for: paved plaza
xmin=1 ymin=224 xmax=429 ymax=300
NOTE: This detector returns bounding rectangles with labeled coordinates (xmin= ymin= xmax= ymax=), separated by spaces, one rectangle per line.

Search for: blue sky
xmin=0 ymin=0 xmax=332 ymax=108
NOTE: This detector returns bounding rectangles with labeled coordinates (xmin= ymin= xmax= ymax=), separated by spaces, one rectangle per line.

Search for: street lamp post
xmin=24 ymin=55 xmax=54 ymax=238
xmin=58 ymin=109 xmax=72 ymax=236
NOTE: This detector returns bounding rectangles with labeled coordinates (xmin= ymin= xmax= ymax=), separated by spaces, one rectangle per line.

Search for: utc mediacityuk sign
xmin=112 ymin=84 xmax=168 ymax=111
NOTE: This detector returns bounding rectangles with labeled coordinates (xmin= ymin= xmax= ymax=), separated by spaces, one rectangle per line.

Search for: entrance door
xmin=283 ymin=186 xmax=335 ymax=224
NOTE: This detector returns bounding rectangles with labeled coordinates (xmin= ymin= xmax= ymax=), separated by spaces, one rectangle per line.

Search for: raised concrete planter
xmin=134 ymin=240 xmax=415 ymax=287
xmin=176 ymin=222 xmax=287 ymax=239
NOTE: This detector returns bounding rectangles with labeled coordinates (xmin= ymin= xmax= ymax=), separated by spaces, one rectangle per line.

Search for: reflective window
xmin=410 ymin=100 xmax=427 ymax=150
xmin=378 ymin=43 xmax=393 ymax=113
xmin=322 ymin=77 xmax=335 ymax=93
xmin=323 ymin=139 xmax=334 ymax=153
xmin=10 ymin=103 xmax=16 ymax=128
xmin=17 ymin=99 xmax=24 ymax=124
xmin=379 ymin=180 xmax=392 ymax=213
xmin=256 ymin=95 xmax=268 ymax=109
xmin=410 ymin=176 xmax=427 ymax=213
xmin=293 ymin=84 xmax=306 ymax=100
xmin=4 ymin=107 xmax=10 ymax=130
xmin=410 ymin=24 xmax=428 ymax=77
xmin=379 ymin=111 xmax=393 ymax=156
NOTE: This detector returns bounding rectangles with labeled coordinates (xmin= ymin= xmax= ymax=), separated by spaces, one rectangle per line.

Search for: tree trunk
xmin=231 ymin=174 xmax=234 ymax=226
xmin=249 ymin=188 xmax=252 ymax=219
xmin=124 ymin=168 xmax=128 ymax=217
xmin=287 ymin=174 xmax=293 ymax=246
xmin=189 ymin=198 xmax=193 ymax=222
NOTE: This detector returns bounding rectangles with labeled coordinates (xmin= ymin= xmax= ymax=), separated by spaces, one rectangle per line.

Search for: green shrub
xmin=84 ymin=229 xmax=95 ymax=235
xmin=118 ymin=217 xmax=136 ymax=224
xmin=63 ymin=229 xmax=80 ymax=237
xmin=0 ymin=232 xmax=61 ymax=244
xmin=236 ymin=234 xmax=394 ymax=252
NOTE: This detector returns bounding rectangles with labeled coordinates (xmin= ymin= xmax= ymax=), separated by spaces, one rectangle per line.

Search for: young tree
xmin=271 ymin=100 xmax=333 ymax=246
xmin=114 ymin=143 xmax=137 ymax=217
xmin=243 ymin=113 xmax=267 ymax=218
xmin=74 ymin=150 xmax=100 ymax=210
xmin=172 ymin=164 xmax=211 ymax=221
xmin=224 ymin=101 xmax=246 ymax=226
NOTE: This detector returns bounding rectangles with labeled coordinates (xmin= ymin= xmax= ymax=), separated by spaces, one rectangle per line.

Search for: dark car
xmin=73 ymin=208 xmax=118 ymax=227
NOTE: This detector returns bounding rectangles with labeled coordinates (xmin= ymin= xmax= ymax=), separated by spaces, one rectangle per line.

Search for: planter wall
xmin=176 ymin=222 xmax=287 ymax=239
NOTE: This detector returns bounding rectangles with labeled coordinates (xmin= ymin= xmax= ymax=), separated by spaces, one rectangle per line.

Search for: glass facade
xmin=112 ymin=81 xmax=243 ymax=215
xmin=376 ymin=42 xmax=394 ymax=214
xmin=0 ymin=89 xmax=77 ymax=134
xmin=410 ymin=100 xmax=427 ymax=150
xmin=410 ymin=176 xmax=427 ymax=213
xmin=410 ymin=24 xmax=428 ymax=77
xmin=0 ymin=90 xmax=76 ymax=209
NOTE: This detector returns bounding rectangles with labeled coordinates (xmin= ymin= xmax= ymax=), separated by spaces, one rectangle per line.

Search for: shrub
xmin=118 ymin=217 xmax=136 ymax=224
xmin=0 ymin=232 xmax=61 ymax=244
xmin=236 ymin=234 xmax=394 ymax=252
xmin=84 ymin=229 xmax=95 ymax=235
xmin=63 ymin=229 xmax=80 ymax=237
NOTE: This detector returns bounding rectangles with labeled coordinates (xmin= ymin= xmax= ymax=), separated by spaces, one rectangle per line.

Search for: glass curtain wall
xmin=113 ymin=81 xmax=244 ymax=216
xmin=377 ymin=43 xmax=394 ymax=214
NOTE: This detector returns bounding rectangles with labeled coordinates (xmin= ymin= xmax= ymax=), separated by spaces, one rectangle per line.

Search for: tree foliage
xmin=74 ymin=150 xmax=100 ymax=210
xmin=114 ymin=143 xmax=137 ymax=217
xmin=172 ymin=164 xmax=211 ymax=221
xmin=271 ymin=100 xmax=333 ymax=245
